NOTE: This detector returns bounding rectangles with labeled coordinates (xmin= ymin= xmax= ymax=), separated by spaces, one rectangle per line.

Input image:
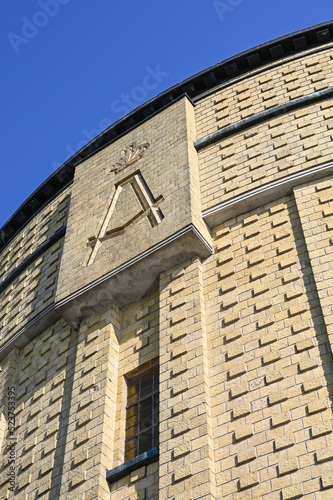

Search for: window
xmin=124 ymin=364 xmax=159 ymax=461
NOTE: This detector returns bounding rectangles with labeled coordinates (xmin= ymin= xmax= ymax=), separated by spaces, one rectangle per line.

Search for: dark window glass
xmin=125 ymin=364 xmax=159 ymax=461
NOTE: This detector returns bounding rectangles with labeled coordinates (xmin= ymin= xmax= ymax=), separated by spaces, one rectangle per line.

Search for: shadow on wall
xmin=0 ymin=319 xmax=78 ymax=498
xmin=0 ymin=190 xmax=72 ymax=495
xmin=0 ymin=189 xmax=71 ymax=346
xmin=285 ymin=198 xmax=333 ymax=422
xmin=110 ymin=290 xmax=160 ymax=500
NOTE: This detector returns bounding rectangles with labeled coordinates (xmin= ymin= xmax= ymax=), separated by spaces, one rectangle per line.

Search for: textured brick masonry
xmin=1 ymin=25 xmax=333 ymax=500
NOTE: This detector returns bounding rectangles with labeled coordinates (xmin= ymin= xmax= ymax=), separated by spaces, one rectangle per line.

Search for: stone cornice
xmin=194 ymin=87 xmax=333 ymax=151
xmin=0 ymin=223 xmax=212 ymax=361
xmin=0 ymin=226 xmax=66 ymax=294
xmin=203 ymin=160 xmax=333 ymax=228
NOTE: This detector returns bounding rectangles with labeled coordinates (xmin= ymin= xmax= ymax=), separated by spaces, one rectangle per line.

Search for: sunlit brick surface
xmin=1 ymin=25 xmax=333 ymax=500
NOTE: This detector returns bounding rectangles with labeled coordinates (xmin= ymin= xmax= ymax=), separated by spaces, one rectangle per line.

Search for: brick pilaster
xmin=159 ymin=257 xmax=215 ymax=500
xmin=294 ymin=177 xmax=333 ymax=355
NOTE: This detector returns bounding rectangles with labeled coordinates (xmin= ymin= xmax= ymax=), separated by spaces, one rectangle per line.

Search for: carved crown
xmin=110 ymin=143 xmax=149 ymax=173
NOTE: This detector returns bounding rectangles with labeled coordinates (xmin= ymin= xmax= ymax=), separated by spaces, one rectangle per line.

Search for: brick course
xmin=1 ymin=25 xmax=333 ymax=500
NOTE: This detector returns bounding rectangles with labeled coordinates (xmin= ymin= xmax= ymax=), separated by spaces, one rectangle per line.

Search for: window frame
xmin=124 ymin=363 xmax=159 ymax=462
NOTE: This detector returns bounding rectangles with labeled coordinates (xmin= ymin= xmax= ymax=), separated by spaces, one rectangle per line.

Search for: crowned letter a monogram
xmin=84 ymin=170 xmax=164 ymax=266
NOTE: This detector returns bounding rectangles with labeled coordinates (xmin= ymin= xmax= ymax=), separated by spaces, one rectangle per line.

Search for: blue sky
xmin=0 ymin=1 xmax=331 ymax=228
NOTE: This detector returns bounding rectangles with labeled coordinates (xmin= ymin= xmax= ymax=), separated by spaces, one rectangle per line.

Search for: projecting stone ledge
xmin=55 ymin=224 xmax=212 ymax=329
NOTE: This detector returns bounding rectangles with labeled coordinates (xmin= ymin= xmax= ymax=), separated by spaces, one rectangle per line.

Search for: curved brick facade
xmin=1 ymin=21 xmax=333 ymax=500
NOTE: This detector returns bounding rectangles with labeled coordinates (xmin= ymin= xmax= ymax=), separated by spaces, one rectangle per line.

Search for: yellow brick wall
xmin=2 ymin=27 xmax=333 ymax=500
xmin=0 ymin=292 xmax=160 ymax=500
xmin=204 ymin=194 xmax=333 ymax=500
xmin=0 ymin=188 xmax=70 ymax=283
xmin=112 ymin=291 xmax=159 ymax=469
xmin=294 ymin=175 xmax=333 ymax=349
xmin=109 ymin=462 xmax=159 ymax=500
xmin=159 ymin=258 xmax=215 ymax=500
xmin=196 ymin=45 xmax=333 ymax=214
xmin=195 ymin=45 xmax=333 ymax=141
xmin=0 ymin=320 xmax=72 ymax=499
xmin=56 ymin=97 xmax=210 ymax=306
xmin=0 ymin=187 xmax=71 ymax=347
xmin=198 ymin=99 xmax=333 ymax=212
